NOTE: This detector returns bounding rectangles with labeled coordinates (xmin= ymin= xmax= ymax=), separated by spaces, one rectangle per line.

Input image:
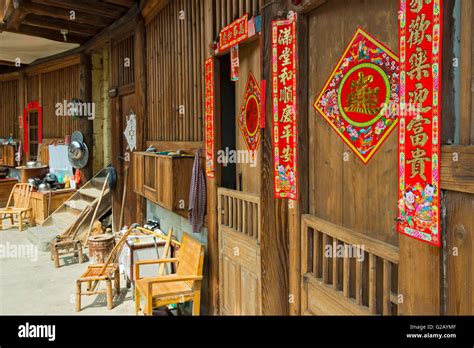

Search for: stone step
xmin=27 ymin=225 xmax=62 ymax=252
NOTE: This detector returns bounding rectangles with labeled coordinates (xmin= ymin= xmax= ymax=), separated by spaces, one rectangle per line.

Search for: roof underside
xmin=0 ymin=0 xmax=138 ymax=69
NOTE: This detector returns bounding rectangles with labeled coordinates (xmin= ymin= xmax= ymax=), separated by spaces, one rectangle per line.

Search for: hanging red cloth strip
xmin=271 ymin=14 xmax=297 ymax=200
xmin=398 ymin=0 xmax=442 ymax=246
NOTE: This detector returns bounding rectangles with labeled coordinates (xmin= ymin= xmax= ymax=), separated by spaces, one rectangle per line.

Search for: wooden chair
xmin=134 ymin=234 xmax=205 ymax=316
xmin=75 ymin=226 xmax=133 ymax=312
xmin=0 ymin=183 xmax=34 ymax=231
xmin=75 ymin=225 xmax=175 ymax=312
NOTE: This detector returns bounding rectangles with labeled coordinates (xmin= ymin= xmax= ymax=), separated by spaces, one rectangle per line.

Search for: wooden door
xmin=218 ymin=188 xmax=262 ymax=315
xmin=110 ymin=34 xmax=143 ymax=230
xmin=302 ymin=0 xmax=400 ymax=315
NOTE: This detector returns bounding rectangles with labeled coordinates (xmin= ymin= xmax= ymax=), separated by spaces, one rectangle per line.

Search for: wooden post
xmin=79 ymin=53 xmax=93 ymax=181
xmin=260 ymin=0 xmax=290 ymax=315
xmin=134 ymin=16 xmax=147 ymax=224
xmin=204 ymin=0 xmax=221 ymax=315
xmin=287 ymin=7 xmax=310 ymax=315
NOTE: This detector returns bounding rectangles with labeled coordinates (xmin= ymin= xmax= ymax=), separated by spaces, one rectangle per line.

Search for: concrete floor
xmin=0 ymin=228 xmax=136 ymax=315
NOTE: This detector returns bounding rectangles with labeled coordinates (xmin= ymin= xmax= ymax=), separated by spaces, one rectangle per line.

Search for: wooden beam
xmin=20 ymin=2 xmax=114 ymax=28
xmin=104 ymin=0 xmax=136 ymax=8
xmin=142 ymin=0 xmax=168 ymax=20
xmin=0 ymin=71 xmax=20 ymax=82
xmin=292 ymin=0 xmax=327 ymax=14
xmin=441 ymin=145 xmax=474 ymax=194
xmin=204 ymin=0 xmax=220 ymax=316
xmin=24 ymin=54 xmax=80 ymax=75
xmin=30 ymin=0 xmax=127 ymax=19
xmin=83 ymin=3 xmax=140 ymax=53
xmin=6 ymin=8 xmax=27 ymax=30
xmin=133 ymin=17 xmax=146 ymax=224
xmin=22 ymin=14 xmax=100 ymax=36
xmin=4 ymin=24 xmax=87 ymax=44
xmin=288 ymin=11 xmax=309 ymax=316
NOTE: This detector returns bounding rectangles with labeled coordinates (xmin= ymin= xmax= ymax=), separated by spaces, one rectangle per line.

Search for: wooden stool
xmin=51 ymin=238 xmax=84 ymax=268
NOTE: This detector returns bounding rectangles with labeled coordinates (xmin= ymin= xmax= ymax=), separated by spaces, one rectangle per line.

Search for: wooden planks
xmin=145 ymin=0 xmax=206 ymax=142
xmin=301 ymin=214 xmax=399 ymax=315
xmin=445 ymin=191 xmax=474 ymax=315
xmin=0 ymin=78 xmax=20 ymax=139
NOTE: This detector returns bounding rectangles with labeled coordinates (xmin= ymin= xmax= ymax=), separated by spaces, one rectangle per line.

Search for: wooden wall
xmin=307 ymin=0 xmax=399 ymax=246
xmin=213 ymin=0 xmax=264 ymax=37
xmin=111 ymin=34 xmax=135 ymax=87
xmin=445 ymin=0 xmax=474 ymax=315
xmin=145 ymin=0 xmax=264 ymax=142
xmin=23 ymin=55 xmax=82 ymax=140
xmin=39 ymin=64 xmax=81 ymax=139
xmin=0 ymin=75 xmax=20 ymax=139
xmin=145 ymin=0 xmax=206 ymax=141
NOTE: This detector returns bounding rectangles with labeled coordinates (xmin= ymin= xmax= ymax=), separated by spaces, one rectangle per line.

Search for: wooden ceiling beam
xmin=30 ymin=0 xmax=127 ymax=19
xmin=22 ymin=14 xmax=100 ymax=36
xmin=3 ymin=24 xmax=88 ymax=44
xmin=19 ymin=2 xmax=114 ymax=28
xmin=103 ymin=0 xmax=136 ymax=8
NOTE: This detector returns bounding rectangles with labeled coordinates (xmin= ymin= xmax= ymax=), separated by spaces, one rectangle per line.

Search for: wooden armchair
xmin=135 ymin=234 xmax=205 ymax=316
xmin=0 ymin=183 xmax=33 ymax=231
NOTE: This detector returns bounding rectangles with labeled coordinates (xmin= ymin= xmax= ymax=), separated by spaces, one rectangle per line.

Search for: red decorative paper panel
xmin=205 ymin=58 xmax=215 ymax=178
xmin=314 ymin=28 xmax=400 ymax=164
xmin=219 ymin=14 xmax=248 ymax=52
xmin=398 ymin=0 xmax=442 ymax=247
xmin=272 ymin=15 xmax=297 ymax=200
xmin=238 ymin=71 xmax=261 ymax=159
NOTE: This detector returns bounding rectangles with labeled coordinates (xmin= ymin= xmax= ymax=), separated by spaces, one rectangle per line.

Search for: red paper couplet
xmin=205 ymin=58 xmax=215 ymax=178
xmin=272 ymin=14 xmax=297 ymax=200
xmin=398 ymin=0 xmax=442 ymax=246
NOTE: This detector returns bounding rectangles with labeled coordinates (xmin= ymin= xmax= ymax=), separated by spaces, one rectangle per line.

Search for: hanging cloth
xmin=188 ymin=149 xmax=206 ymax=233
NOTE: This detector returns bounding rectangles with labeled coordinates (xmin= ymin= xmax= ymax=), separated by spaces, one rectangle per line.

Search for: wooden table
xmin=15 ymin=165 xmax=49 ymax=183
xmin=14 ymin=188 xmax=76 ymax=225
xmin=0 ymin=178 xmax=18 ymax=208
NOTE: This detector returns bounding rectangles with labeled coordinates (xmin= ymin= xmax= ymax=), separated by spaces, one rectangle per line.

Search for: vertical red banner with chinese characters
xmin=205 ymin=58 xmax=215 ymax=178
xmin=398 ymin=0 xmax=442 ymax=246
xmin=272 ymin=14 xmax=297 ymax=200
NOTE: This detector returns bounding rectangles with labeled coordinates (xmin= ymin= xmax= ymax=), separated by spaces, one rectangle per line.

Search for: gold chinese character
xmin=409 ymin=0 xmax=432 ymax=13
xmin=408 ymin=83 xmax=432 ymax=113
xmin=407 ymin=14 xmax=432 ymax=47
xmin=281 ymin=145 xmax=293 ymax=163
xmin=279 ymin=86 xmax=293 ymax=103
xmin=279 ymin=47 xmax=292 ymax=67
xmin=407 ymin=115 xmax=431 ymax=134
xmin=278 ymin=27 xmax=293 ymax=45
xmin=407 ymin=147 xmax=431 ymax=181
xmin=410 ymin=132 xmax=429 ymax=147
xmin=279 ymin=67 xmax=293 ymax=84
xmin=407 ymin=47 xmax=431 ymax=81
xmin=344 ymin=72 xmax=381 ymax=115
xmin=280 ymin=104 xmax=294 ymax=123
xmin=280 ymin=124 xmax=293 ymax=144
